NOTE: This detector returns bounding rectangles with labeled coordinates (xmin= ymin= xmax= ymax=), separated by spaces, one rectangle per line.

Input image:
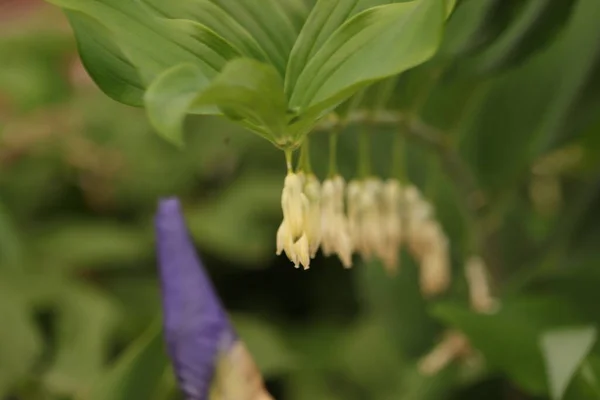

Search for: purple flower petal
xmin=155 ymin=197 xmax=237 ymax=400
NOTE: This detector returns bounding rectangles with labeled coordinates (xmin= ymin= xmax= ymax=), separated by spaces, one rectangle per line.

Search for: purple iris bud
xmin=155 ymin=197 xmax=237 ymax=400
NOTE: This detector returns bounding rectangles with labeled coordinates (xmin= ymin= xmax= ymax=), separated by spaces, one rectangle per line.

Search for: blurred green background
xmin=2 ymin=0 xmax=600 ymax=399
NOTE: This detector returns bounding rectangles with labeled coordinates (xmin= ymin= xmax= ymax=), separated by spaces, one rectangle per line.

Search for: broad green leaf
xmin=138 ymin=0 xmax=268 ymax=62
xmin=349 ymin=0 xmax=455 ymax=18
xmin=44 ymin=286 xmax=120 ymax=397
xmin=540 ymin=326 xmax=598 ymax=400
xmin=439 ymin=0 xmax=512 ymax=58
xmin=144 ymin=63 xmax=216 ymax=146
xmin=191 ymin=58 xmax=289 ymax=144
xmin=472 ymin=0 xmax=578 ymax=74
xmin=285 ymin=0 xmax=360 ymax=96
xmin=445 ymin=0 xmax=457 ymax=16
xmin=432 ymin=296 xmax=584 ymax=394
xmin=88 ymin=320 xmax=168 ymax=400
xmin=47 ymin=0 xmax=240 ymax=83
xmin=146 ymin=59 xmax=288 ymax=146
xmin=32 ymin=221 xmax=151 ymax=271
xmin=65 ymin=11 xmax=146 ymax=107
xmin=290 ymin=0 xmax=445 ymax=114
xmin=462 ymin=0 xmax=600 ymax=193
xmin=205 ymin=0 xmax=304 ymax=74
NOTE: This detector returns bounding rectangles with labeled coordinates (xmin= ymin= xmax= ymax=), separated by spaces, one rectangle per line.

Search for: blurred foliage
xmin=1 ymin=0 xmax=600 ymax=399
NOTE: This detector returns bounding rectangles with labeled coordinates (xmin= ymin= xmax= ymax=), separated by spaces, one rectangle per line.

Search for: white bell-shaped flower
xmin=379 ymin=179 xmax=403 ymax=273
xmin=321 ymin=176 xmax=353 ymax=268
xmin=276 ymin=172 xmax=322 ymax=270
xmin=347 ymin=178 xmax=385 ymax=260
xmin=404 ymin=187 xmax=451 ymax=296
xmin=303 ymin=174 xmax=322 ymax=258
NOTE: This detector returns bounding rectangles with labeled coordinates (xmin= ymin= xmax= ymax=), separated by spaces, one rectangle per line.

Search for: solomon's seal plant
xmin=44 ymin=0 xmax=458 ymax=280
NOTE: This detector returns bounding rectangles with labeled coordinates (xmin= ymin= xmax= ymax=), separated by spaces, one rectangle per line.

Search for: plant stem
xmin=284 ymin=148 xmax=294 ymax=173
xmin=391 ymin=126 xmax=407 ymax=182
xmin=358 ymin=125 xmax=371 ymax=179
xmin=298 ymin=136 xmax=313 ymax=174
xmin=328 ymin=130 xmax=339 ymax=178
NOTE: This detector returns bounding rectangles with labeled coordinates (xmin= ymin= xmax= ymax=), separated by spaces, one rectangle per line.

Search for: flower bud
xmin=418 ymin=330 xmax=470 ymax=376
xmin=465 ymin=256 xmax=499 ymax=314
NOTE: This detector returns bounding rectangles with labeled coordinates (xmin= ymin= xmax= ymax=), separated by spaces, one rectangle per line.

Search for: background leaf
xmin=87 ymin=321 xmax=168 ymax=400
xmin=540 ymin=326 xmax=598 ymax=400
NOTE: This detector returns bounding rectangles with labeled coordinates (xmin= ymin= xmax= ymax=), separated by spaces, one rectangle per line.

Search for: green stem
xmin=424 ymin=152 xmax=439 ymax=200
xmin=284 ymin=148 xmax=294 ymax=173
xmin=328 ymin=130 xmax=339 ymax=177
xmin=358 ymin=125 xmax=371 ymax=179
xmin=298 ymin=137 xmax=313 ymax=174
xmin=391 ymin=126 xmax=407 ymax=182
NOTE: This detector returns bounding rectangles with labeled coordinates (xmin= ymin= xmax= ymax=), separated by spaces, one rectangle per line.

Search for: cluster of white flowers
xmin=277 ymin=172 xmax=452 ymax=295
xmin=404 ymin=186 xmax=451 ymax=297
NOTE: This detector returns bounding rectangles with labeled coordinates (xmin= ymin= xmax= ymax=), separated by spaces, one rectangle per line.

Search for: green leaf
xmin=192 ymin=58 xmax=288 ymax=137
xmin=88 ymin=320 xmax=168 ymax=400
xmin=201 ymin=0 xmax=305 ymax=74
xmin=290 ymin=0 xmax=445 ymax=114
xmin=471 ymin=0 xmax=578 ymax=74
xmin=44 ymin=286 xmax=120 ymax=397
xmin=445 ymin=0 xmax=458 ymax=17
xmin=462 ymin=0 xmax=600 ymax=193
xmin=144 ymin=63 xmax=215 ymax=146
xmin=32 ymin=221 xmax=150 ymax=271
xmin=439 ymin=0 xmax=512 ymax=58
xmin=285 ymin=0 xmax=360 ymax=96
xmin=432 ymin=296 xmax=584 ymax=394
xmin=47 ymin=0 xmax=240 ymax=83
xmin=540 ymin=326 xmax=598 ymax=400
xmin=65 ymin=11 xmax=146 ymax=106
xmin=145 ymin=58 xmax=288 ymax=146
xmin=137 ymin=0 xmax=269 ymax=63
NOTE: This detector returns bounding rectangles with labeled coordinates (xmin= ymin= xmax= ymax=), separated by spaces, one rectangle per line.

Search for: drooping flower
xmin=155 ymin=197 xmax=272 ymax=400
xmin=276 ymin=172 xmax=321 ymax=269
xmin=404 ymin=185 xmax=451 ymax=297
xmin=465 ymin=256 xmax=499 ymax=314
xmin=320 ymin=175 xmax=353 ymax=268
xmin=418 ymin=330 xmax=471 ymax=376
xmin=347 ymin=178 xmax=386 ymax=260
xmin=379 ymin=179 xmax=403 ymax=274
